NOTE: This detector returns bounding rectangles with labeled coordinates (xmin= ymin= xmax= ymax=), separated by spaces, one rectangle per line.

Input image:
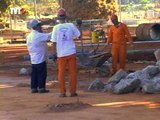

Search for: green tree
xmin=61 ymin=0 xmax=116 ymax=20
xmin=36 ymin=0 xmax=59 ymax=17
xmin=140 ymin=0 xmax=151 ymax=10
xmin=0 ymin=0 xmax=29 ymax=20
xmin=0 ymin=0 xmax=14 ymax=16
xmin=155 ymin=0 xmax=160 ymax=8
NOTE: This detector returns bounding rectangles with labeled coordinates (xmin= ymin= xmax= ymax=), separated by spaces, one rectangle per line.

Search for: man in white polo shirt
xmin=51 ymin=8 xmax=80 ymax=97
xmin=26 ymin=19 xmax=51 ymax=93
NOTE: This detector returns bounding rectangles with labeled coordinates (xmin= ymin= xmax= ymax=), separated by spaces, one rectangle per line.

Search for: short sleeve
xmin=51 ymin=26 xmax=57 ymax=42
xmin=71 ymin=23 xmax=80 ymax=37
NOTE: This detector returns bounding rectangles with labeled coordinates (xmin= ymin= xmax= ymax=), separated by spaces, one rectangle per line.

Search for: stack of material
xmin=88 ymin=49 xmax=160 ymax=94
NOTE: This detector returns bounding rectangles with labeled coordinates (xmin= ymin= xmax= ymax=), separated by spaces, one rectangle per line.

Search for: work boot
xmin=70 ymin=92 xmax=78 ymax=97
xmin=59 ymin=93 xmax=66 ymax=97
xmin=31 ymin=89 xmax=38 ymax=93
xmin=38 ymin=88 xmax=50 ymax=93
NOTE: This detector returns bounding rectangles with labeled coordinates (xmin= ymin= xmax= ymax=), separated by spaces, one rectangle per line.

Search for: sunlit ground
xmin=92 ymin=101 xmax=160 ymax=109
xmin=1 ymin=82 xmax=160 ymax=110
xmin=0 ymin=84 xmax=14 ymax=89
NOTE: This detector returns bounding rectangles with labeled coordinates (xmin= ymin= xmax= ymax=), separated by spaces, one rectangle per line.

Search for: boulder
xmin=107 ymin=69 xmax=128 ymax=83
xmin=88 ymin=78 xmax=105 ymax=91
xmin=142 ymin=82 xmax=160 ymax=94
xmin=142 ymin=65 xmax=160 ymax=77
xmin=154 ymin=49 xmax=160 ymax=61
xmin=113 ymin=78 xmax=141 ymax=94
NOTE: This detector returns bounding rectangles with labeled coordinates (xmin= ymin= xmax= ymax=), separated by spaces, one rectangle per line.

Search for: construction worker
xmin=107 ymin=14 xmax=133 ymax=74
xmin=51 ymin=8 xmax=80 ymax=97
xmin=26 ymin=19 xmax=51 ymax=93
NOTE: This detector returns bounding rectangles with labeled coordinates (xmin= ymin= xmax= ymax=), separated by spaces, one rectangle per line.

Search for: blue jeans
xmin=31 ymin=61 xmax=47 ymax=90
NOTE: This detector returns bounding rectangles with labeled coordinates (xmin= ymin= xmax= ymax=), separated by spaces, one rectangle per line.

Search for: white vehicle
xmin=6 ymin=19 xmax=27 ymax=30
xmin=16 ymin=19 xmax=27 ymax=30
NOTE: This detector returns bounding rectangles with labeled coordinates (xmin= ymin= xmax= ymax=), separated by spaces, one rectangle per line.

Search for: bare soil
xmin=0 ymin=43 xmax=160 ymax=120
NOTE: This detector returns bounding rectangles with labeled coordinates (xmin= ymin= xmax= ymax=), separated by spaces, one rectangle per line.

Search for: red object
xmin=20 ymin=8 xmax=26 ymax=15
xmin=57 ymin=8 xmax=66 ymax=16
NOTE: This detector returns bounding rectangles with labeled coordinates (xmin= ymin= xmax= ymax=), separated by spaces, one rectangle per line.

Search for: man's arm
xmin=72 ymin=24 xmax=81 ymax=38
xmin=52 ymin=42 xmax=57 ymax=54
xmin=124 ymin=24 xmax=133 ymax=45
xmin=38 ymin=32 xmax=51 ymax=42
xmin=107 ymin=26 xmax=113 ymax=45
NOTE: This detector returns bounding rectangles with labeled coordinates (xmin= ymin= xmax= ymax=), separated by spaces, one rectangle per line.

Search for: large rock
xmin=142 ymin=65 xmax=160 ymax=77
xmin=154 ymin=49 xmax=160 ymax=61
xmin=107 ymin=69 xmax=128 ymax=83
xmin=103 ymin=82 xmax=117 ymax=92
xmin=140 ymin=79 xmax=153 ymax=87
xmin=126 ymin=70 xmax=150 ymax=80
xmin=126 ymin=65 xmax=160 ymax=80
xmin=96 ymin=65 xmax=111 ymax=77
xmin=156 ymin=60 xmax=160 ymax=67
xmin=88 ymin=78 xmax=105 ymax=91
xmin=141 ymin=73 xmax=160 ymax=93
xmin=113 ymin=78 xmax=141 ymax=94
xmin=142 ymin=82 xmax=160 ymax=94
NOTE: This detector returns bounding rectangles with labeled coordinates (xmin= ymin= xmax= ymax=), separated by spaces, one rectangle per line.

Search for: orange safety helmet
xmin=57 ymin=8 xmax=66 ymax=19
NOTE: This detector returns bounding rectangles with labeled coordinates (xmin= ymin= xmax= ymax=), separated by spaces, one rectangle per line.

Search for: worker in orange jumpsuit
xmin=107 ymin=14 xmax=133 ymax=74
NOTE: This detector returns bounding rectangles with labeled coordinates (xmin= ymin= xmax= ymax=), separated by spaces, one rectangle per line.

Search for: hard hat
xmin=29 ymin=19 xmax=41 ymax=29
xmin=57 ymin=8 xmax=66 ymax=19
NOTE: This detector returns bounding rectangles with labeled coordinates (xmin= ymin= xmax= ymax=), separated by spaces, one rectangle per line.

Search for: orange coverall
xmin=58 ymin=54 xmax=77 ymax=94
xmin=107 ymin=23 xmax=133 ymax=73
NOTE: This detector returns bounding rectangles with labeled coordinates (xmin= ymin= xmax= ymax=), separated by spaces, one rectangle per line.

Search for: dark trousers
xmin=31 ymin=61 xmax=47 ymax=89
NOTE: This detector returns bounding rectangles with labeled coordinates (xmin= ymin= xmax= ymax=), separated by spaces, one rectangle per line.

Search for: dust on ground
xmin=0 ymin=44 xmax=160 ymax=120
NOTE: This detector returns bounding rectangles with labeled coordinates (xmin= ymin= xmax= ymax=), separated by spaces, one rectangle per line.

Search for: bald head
xmin=111 ymin=14 xmax=118 ymax=21
xmin=111 ymin=14 xmax=119 ymax=26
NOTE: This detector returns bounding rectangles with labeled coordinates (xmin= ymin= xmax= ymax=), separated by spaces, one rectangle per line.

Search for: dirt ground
xmin=0 ymin=43 xmax=160 ymax=120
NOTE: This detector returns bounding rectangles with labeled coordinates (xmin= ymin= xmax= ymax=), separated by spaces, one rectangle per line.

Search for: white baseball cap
xmin=29 ymin=19 xmax=41 ymax=29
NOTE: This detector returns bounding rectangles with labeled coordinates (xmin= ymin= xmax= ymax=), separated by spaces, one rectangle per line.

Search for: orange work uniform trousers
xmin=112 ymin=44 xmax=127 ymax=73
xmin=58 ymin=54 xmax=77 ymax=94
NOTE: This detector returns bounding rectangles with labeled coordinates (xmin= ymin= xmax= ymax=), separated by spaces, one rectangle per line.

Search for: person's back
xmin=52 ymin=22 xmax=80 ymax=57
xmin=26 ymin=19 xmax=51 ymax=93
xmin=27 ymin=30 xmax=50 ymax=64
xmin=51 ymin=8 xmax=80 ymax=97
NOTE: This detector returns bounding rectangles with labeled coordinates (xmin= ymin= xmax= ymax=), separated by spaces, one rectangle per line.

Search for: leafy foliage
xmin=155 ymin=0 xmax=160 ymax=8
xmin=62 ymin=0 xmax=116 ymax=20
xmin=0 ymin=0 xmax=14 ymax=13
xmin=121 ymin=0 xmax=152 ymax=4
xmin=36 ymin=0 xmax=59 ymax=17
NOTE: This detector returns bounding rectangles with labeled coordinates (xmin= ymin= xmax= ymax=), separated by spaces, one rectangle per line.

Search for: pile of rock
xmin=88 ymin=66 xmax=160 ymax=94
xmin=88 ymin=49 xmax=160 ymax=94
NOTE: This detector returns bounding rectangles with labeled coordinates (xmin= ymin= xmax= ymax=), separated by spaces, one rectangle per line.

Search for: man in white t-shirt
xmin=26 ymin=19 xmax=51 ymax=93
xmin=51 ymin=8 xmax=80 ymax=97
